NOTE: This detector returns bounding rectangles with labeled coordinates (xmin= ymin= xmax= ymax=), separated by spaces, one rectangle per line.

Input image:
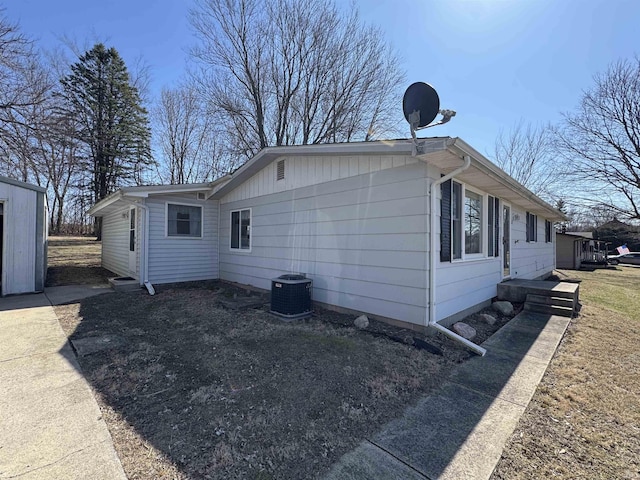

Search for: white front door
xmin=502 ymin=204 xmax=511 ymax=278
xmin=128 ymin=207 xmax=137 ymax=274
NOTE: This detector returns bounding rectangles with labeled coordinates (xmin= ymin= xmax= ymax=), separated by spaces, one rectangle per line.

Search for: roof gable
xmin=210 ymin=138 xmax=566 ymax=221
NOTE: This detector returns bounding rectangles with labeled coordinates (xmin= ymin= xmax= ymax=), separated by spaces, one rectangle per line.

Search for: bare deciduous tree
xmin=153 ymin=83 xmax=235 ymax=184
xmin=0 ymin=9 xmax=53 ymax=182
xmin=492 ymin=121 xmax=561 ymax=202
xmin=189 ymin=0 xmax=405 ymax=159
xmin=0 ymin=9 xmax=50 ymax=135
xmin=555 ymin=56 xmax=640 ymax=220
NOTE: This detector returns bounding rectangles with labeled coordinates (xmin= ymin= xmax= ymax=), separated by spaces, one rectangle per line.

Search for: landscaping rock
xmin=452 ymin=322 xmax=476 ymax=340
xmin=479 ymin=313 xmax=497 ymax=325
xmin=354 ymin=315 xmax=369 ymax=329
xmin=493 ymin=301 xmax=514 ymax=316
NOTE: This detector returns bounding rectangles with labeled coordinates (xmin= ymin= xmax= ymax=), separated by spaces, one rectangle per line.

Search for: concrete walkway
xmin=0 ymin=287 xmax=126 ymax=480
xmin=325 ymin=311 xmax=571 ymax=480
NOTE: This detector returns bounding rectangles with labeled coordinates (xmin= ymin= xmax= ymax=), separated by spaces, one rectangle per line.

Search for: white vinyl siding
xmin=222 ymin=154 xmax=421 ymax=203
xmin=435 ymin=193 xmax=553 ymax=322
xmin=146 ymin=194 xmax=218 ymax=284
xmin=436 ymin=258 xmax=502 ymax=321
xmin=511 ymin=207 xmax=555 ymax=278
xmin=220 ymin=162 xmax=432 ymax=326
xmin=101 ymin=207 xmax=132 ymax=278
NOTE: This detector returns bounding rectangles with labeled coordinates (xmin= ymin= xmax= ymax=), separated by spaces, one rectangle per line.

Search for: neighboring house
xmin=556 ymin=232 xmax=608 ymax=269
xmin=0 ymin=176 xmax=48 ymax=296
xmin=88 ymin=137 xmax=565 ymax=331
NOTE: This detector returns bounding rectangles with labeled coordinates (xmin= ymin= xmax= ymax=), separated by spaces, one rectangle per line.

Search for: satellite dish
xmin=402 ymin=82 xmax=440 ymax=129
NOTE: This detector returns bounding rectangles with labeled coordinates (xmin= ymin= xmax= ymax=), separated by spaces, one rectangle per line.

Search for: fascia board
xmin=448 ymin=137 xmax=568 ymax=221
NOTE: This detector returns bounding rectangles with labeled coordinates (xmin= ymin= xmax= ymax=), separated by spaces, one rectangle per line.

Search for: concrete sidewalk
xmin=0 ymin=289 xmax=126 ymax=480
xmin=325 ymin=311 xmax=571 ymax=480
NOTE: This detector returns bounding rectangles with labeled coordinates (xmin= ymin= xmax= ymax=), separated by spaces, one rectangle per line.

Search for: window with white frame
xmin=231 ymin=208 xmax=251 ymax=250
xmin=526 ymin=212 xmax=538 ymax=242
xmin=545 ymin=220 xmax=553 ymax=243
xmin=464 ymin=189 xmax=483 ymax=254
xmin=167 ymin=203 xmax=202 ymax=237
xmin=440 ymin=180 xmax=493 ymax=261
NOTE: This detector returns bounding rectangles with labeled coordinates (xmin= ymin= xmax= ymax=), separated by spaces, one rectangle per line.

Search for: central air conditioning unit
xmin=270 ymin=274 xmax=312 ymax=319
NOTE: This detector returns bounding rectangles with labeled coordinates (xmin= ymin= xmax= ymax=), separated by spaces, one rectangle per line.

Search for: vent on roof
xmin=276 ymin=159 xmax=285 ymax=181
xmin=197 ymin=192 xmax=206 ymax=200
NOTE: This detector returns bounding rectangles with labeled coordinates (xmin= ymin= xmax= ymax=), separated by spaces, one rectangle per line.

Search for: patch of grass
xmin=46 ymin=236 xmax=114 ymax=286
xmin=491 ymin=267 xmax=640 ymax=480
xmin=565 ymin=267 xmax=640 ymax=320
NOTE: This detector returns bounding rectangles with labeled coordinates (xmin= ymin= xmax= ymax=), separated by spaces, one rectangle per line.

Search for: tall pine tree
xmin=59 ymin=43 xmax=151 ymax=238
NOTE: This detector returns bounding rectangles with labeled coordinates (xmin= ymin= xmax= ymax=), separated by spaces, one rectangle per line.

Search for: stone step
xmin=523 ymin=302 xmax=573 ymax=318
xmin=526 ymin=294 xmax=574 ymax=308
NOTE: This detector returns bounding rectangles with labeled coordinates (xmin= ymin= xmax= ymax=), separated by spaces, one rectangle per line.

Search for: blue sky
xmin=6 ymin=0 xmax=640 ymax=156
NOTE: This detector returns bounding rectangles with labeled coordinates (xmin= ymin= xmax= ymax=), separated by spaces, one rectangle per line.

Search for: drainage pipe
xmin=426 ymin=154 xmax=486 ymax=356
xmin=120 ymin=198 xmax=154 ymax=295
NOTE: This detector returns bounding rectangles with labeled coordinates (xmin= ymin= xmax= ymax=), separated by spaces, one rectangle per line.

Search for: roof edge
xmin=447 ymin=137 xmax=568 ymax=221
xmin=0 ymin=175 xmax=46 ymax=193
xmin=88 ymin=176 xmax=232 ymax=216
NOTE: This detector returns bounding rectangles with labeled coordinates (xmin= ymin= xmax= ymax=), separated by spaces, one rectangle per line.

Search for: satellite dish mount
xmin=402 ymin=82 xmax=456 ymax=153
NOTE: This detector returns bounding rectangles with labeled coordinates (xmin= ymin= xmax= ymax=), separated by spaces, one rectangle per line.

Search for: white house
xmin=0 ymin=175 xmax=48 ymax=296
xmin=88 ymin=137 xmax=564 ymax=340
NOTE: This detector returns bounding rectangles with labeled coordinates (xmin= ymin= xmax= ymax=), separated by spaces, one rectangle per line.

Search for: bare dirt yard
xmin=491 ymin=266 xmax=640 ymax=480
xmin=48 ymin=236 xmax=518 ymax=479
xmin=55 ymin=284 xmax=475 ymax=480
xmin=46 ymin=236 xmax=113 ymax=286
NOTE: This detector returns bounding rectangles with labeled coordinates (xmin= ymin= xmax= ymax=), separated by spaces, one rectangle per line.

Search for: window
xmin=276 ymin=159 xmax=285 ymax=181
xmin=441 ymin=180 xmax=492 ymax=261
xmin=167 ymin=203 xmax=202 ymax=237
xmin=526 ymin=212 xmax=538 ymax=242
xmin=465 ymin=190 xmax=483 ymax=254
xmin=545 ymin=220 xmax=553 ymax=243
xmin=487 ymin=196 xmax=500 ymax=257
xmin=231 ymin=208 xmax=251 ymax=250
xmin=129 ymin=209 xmax=136 ymax=251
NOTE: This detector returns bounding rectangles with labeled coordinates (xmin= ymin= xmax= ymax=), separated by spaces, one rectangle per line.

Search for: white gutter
xmin=425 ymin=152 xmax=487 ymax=356
xmin=120 ymin=198 xmax=154 ymax=295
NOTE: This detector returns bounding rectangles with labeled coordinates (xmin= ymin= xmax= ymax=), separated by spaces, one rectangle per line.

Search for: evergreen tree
xmin=59 ymin=43 xmax=152 ymax=237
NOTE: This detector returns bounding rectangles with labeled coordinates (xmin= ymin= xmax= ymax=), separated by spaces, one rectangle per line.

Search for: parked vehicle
xmin=608 ymin=252 xmax=640 ymax=265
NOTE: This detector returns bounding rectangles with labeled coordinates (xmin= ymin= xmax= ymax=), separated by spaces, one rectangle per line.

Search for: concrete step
xmin=108 ymin=277 xmax=140 ymax=292
xmin=523 ymin=302 xmax=573 ymax=317
xmin=497 ymin=279 xmax=579 ymax=303
xmin=526 ymin=294 xmax=574 ymax=309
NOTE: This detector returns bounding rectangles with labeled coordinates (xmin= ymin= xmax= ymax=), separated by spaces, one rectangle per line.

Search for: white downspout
xmin=121 ymin=198 xmax=154 ymax=295
xmin=427 ymin=154 xmax=486 ymax=356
